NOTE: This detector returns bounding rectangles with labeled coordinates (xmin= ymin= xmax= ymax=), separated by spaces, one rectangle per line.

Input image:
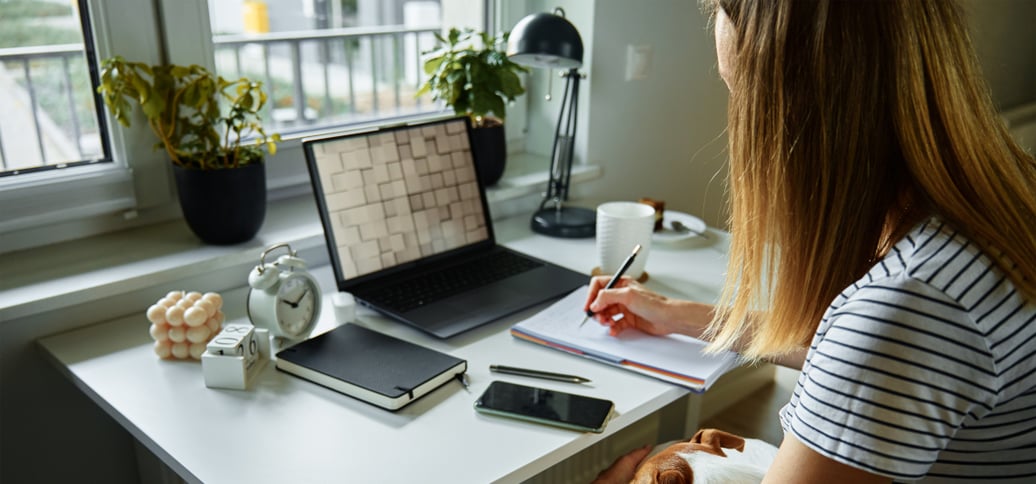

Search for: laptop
xmin=303 ymin=116 xmax=587 ymax=338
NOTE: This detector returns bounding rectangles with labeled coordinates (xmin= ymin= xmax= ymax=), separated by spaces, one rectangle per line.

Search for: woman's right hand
xmin=583 ymin=276 xmax=712 ymax=338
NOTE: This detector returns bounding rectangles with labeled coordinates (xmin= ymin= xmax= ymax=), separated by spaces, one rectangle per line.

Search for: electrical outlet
xmin=626 ymin=44 xmax=653 ymax=81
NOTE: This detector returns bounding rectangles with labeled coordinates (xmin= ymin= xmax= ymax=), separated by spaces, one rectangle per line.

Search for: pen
xmin=580 ymin=244 xmax=642 ymax=328
xmin=489 ymin=364 xmax=591 ymax=384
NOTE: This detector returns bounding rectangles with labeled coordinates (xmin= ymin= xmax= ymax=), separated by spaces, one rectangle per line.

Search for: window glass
xmin=0 ymin=0 xmax=108 ymax=176
xmin=208 ymin=0 xmax=443 ymax=136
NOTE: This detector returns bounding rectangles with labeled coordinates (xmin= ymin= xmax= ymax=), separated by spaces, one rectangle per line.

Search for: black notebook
xmin=275 ymin=324 xmax=467 ymax=411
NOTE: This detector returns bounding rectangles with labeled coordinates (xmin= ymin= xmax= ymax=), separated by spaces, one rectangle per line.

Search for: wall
xmin=579 ymin=0 xmax=730 ymax=228
xmin=522 ymin=0 xmax=1036 ymax=230
xmin=963 ymin=0 xmax=1036 ymax=111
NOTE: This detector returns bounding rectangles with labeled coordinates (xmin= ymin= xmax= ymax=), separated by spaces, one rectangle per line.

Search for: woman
xmin=590 ymin=0 xmax=1036 ymax=482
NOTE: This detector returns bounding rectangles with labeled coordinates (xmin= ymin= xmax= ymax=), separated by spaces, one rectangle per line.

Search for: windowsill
xmin=487 ymin=152 xmax=601 ymax=203
xmin=1 ymin=153 xmax=602 ymax=326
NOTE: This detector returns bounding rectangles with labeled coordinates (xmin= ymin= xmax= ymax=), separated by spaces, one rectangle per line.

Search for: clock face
xmin=275 ymin=275 xmax=319 ymax=337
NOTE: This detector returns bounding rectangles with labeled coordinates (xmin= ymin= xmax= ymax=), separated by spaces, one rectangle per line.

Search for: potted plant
xmin=417 ymin=28 xmax=529 ymax=186
xmin=97 ymin=56 xmax=280 ymax=244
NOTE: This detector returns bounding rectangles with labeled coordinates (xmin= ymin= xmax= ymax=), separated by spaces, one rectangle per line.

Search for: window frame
xmin=0 ymin=0 xmax=175 ymax=253
xmin=0 ymin=0 xmax=528 ymax=254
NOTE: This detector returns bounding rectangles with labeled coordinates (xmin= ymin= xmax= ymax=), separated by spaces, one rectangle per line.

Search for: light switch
xmin=626 ymin=44 xmax=653 ymax=81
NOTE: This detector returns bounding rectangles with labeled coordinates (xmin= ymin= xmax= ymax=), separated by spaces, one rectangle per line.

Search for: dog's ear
xmin=689 ymin=429 xmax=746 ymax=457
xmin=633 ymin=447 xmax=694 ymax=484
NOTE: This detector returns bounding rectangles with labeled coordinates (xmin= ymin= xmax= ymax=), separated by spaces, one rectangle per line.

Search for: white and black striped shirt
xmin=779 ymin=218 xmax=1036 ymax=482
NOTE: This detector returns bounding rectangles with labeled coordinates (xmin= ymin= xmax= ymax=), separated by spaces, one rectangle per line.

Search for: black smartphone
xmin=473 ymin=380 xmax=614 ymax=433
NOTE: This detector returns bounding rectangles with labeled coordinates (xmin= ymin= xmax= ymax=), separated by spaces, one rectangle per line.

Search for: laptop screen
xmin=304 ymin=117 xmax=492 ymax=286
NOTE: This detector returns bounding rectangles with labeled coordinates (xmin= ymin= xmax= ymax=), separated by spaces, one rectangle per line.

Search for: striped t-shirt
xmin=779 ymin=218 xmax=1036 ymax=482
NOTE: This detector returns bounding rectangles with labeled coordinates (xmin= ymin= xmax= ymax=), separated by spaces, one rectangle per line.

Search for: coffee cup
xmin=595 ymin=201 xmax=654 ymax=280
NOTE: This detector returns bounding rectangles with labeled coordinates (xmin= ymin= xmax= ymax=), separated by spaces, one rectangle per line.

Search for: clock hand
xmin=283 ymin=288 xmax=309 ymax=308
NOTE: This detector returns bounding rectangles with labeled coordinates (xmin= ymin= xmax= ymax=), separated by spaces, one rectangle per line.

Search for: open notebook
xmin=511 ymin=286 xmax=739 ymax=392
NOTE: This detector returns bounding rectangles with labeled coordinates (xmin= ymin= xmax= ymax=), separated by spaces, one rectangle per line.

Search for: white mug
xmin=596 ymin=201 xmax=654 ymax=279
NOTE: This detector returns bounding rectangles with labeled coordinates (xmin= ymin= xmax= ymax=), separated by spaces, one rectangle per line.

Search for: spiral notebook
xmin=510 ymin=287 xmax=738 ymax=392
xmin=276 ymin=323 xmax=467 ymax=410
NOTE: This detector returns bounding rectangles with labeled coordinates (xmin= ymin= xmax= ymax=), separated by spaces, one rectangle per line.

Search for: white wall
xmin=519 ymin=0 xmax=1036 ymax=230
xmin=578 ymin=0 xmax=730 ymax=228
xmin=518 ymin=0 xmax=731 ymax=228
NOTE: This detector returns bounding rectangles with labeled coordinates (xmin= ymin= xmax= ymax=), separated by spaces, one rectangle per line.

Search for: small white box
xmin=331 ymin=291 xmax=356 ymax=323
xmin=202 ymin=326 xmax=270 ymax=390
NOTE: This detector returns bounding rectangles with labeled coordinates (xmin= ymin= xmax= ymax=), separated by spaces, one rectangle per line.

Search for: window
xmin=207 ymin=0 xmax=443 ymax=135
xmin=0 ymin=0 xmax=155 ymax=253
xmin=0 ymin=0 xmax=109 ymax=177
xmin=0 ymin=0 xmax=500 ymax=253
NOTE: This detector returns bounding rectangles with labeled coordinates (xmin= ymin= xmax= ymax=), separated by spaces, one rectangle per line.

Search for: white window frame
xmin=0 ymin=0 xmax=174 ymax=253
xmin=0 ymin=0 xmax=528 ymax=254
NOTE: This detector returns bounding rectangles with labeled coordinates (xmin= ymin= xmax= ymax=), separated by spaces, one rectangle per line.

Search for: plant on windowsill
xmin=97 ymin=56 xmax=281 ymax=245
xmin=417 ymin=27 xmax=529 ymax=186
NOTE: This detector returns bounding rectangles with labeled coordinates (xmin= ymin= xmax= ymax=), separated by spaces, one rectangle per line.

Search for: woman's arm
xmin=766 ymin=347 xmax=807 ymax=370
xmin=764 ymin=433 xmax=891 ymax=484
xmin=585 ymin=275 xmax=807 ymax=370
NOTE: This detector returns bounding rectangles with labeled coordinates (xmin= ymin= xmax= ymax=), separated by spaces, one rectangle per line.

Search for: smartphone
xmin=474 ymin=380 xmax=614 ymax=433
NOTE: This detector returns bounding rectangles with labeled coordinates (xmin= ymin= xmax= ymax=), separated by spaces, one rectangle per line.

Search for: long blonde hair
xmin=703 ymin=0 xmax=1036 ymax=360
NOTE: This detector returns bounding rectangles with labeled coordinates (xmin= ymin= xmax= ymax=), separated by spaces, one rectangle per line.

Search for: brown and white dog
xmin=632 ymin=429 xmax=778 ymax=484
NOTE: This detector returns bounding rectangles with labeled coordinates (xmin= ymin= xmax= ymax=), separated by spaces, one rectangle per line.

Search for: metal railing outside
xmin=213 ymin=24 xmax=441 ymax=136
xmin=0 ymin=24 xmax=442 ymax=176
xmin=0 ymin=43 xmax=103 ymax=175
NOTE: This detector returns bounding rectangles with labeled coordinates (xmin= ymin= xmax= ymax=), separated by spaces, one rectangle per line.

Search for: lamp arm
xmin=560 ymin=70 xmax=580 ymax=201
xmin=540 ymin=69 xmax=580 ymax=211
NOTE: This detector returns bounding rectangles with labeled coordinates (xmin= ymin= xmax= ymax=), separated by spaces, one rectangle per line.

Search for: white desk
xmin=39 ymin=214 xmax=769 ymax=484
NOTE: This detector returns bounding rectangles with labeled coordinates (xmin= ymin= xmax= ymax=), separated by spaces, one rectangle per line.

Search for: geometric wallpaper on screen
xmin=310 ymin=119 xmax=489 ymax=279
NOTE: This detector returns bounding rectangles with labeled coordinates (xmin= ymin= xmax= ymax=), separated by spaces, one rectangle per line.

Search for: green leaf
xmin=423 ymin=56 xmax=444 ymax=75
xmin=170 ymin=65 xmax=190 ymax=78
xmin=141 ymin=94 xmax=165 ymax=119
xmin=497 ymin=69 xmax=525 ymax=98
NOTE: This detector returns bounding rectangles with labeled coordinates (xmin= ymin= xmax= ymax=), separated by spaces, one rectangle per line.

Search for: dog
xmin=632 ymin=429 xmax=778 ymax=484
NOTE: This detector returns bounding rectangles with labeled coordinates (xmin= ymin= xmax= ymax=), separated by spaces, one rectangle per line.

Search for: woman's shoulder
xmin=869 ymin=217 xmax=1003 ymax=306
xmin=849 ymin=217 xmax=1035 ymax=348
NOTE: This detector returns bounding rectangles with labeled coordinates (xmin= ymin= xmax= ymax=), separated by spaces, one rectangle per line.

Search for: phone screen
xmin=474 ymin=381 xmax=614 ymax=433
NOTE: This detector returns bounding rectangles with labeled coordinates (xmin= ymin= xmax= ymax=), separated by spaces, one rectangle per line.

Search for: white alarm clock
xmin=246 ymin=243 xmax=322 ymax=343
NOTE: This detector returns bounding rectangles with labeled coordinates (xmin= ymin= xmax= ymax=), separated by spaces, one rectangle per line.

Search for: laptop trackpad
xmin=415 ymin=283 xmax=524 ymax=336
xmin=444 ymin=283 xmax=522 ymax=316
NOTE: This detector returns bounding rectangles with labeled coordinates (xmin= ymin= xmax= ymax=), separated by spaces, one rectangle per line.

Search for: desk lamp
xmin=507 ymin=8 xmax=595 ymax=238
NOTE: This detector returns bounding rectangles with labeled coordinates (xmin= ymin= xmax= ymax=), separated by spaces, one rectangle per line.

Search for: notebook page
xmin=512 ymin=287 xmax=737 ymax=383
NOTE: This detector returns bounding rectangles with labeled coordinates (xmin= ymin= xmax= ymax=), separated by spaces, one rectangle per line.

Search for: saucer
xmin=654 ymin=211 xmax=708 ymax=243
xmin=591 ymin=267 xmax=650 ymax=283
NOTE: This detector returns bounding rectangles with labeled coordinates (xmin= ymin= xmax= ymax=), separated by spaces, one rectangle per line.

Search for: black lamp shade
xmin=506 ymin=12 xmax=583 ymax=69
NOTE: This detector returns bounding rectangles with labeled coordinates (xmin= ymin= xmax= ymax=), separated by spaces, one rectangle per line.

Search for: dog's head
xmin=632 ymin=429 xmax=747 ymax=484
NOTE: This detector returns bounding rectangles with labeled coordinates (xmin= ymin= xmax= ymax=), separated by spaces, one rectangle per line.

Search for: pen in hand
xmin=580 ymin=244 xmax=642 ymax=328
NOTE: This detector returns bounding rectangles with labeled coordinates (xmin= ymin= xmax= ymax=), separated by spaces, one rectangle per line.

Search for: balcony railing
xmin=214 ymin=24 xmax=441 ymax=135
xmin=0 ymin=43 xmax=102 ymax=175
xmin=0 ymin=24 xmax=442 ymax=176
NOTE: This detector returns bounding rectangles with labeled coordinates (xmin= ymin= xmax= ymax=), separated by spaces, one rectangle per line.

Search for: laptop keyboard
xmin=363 ymin=251 xmax=544 ymax=312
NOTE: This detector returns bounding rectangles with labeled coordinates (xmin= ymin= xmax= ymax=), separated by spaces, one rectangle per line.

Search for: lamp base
xmin=530 ymin=206 xmax=596 ymax=238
